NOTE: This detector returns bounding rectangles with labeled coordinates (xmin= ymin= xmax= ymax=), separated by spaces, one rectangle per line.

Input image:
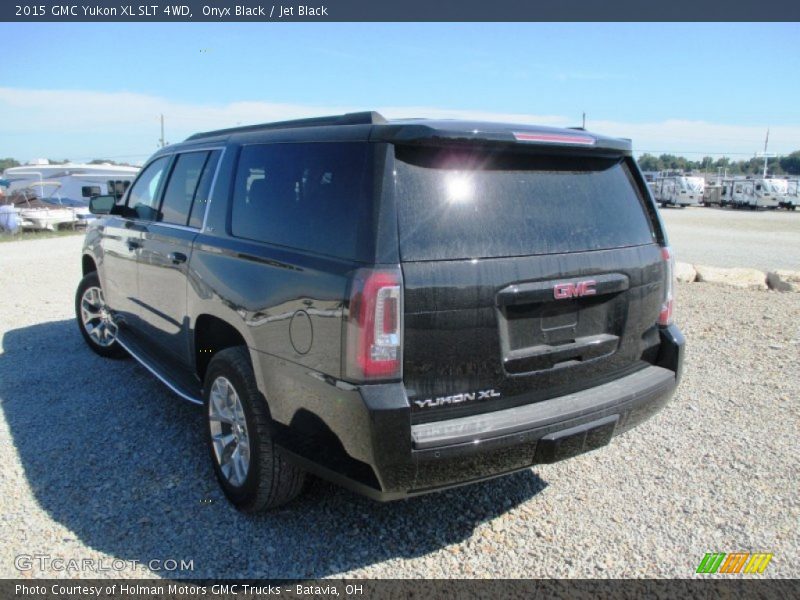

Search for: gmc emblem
xmin=554 ymin=280 xmax=597 ymax=299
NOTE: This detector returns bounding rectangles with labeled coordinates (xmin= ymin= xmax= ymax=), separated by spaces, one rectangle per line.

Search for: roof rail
xmin=185 ymin=111 xmax=387 ymax=141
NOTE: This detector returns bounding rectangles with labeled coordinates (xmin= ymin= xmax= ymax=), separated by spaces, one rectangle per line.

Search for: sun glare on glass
xmin=445 ymin=173 xmax=473 ymax=203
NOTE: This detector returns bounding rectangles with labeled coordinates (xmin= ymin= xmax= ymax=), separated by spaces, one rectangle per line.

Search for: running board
xmin=116 ymin=329 xmax=203 ymax=405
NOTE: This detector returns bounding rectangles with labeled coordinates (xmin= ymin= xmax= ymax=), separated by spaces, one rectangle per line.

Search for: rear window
xmin=230 ymin=142 xmax=372 ymax=261
xmin=395 ymin=146 xmax=656 ymax=261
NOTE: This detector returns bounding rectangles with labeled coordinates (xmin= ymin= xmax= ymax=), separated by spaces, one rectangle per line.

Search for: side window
xmin=230 ymin=142 xmax=370 ymax=260
xmin=81 ymin=186 xmax=101 ymax=198
xmin=127 ymin=157 xmax=170 ymax=221
xmin=159 ymin=151 xmax=209 ymax=226
xmin=188 ymin=150 xmax=222 ymax=229
xmin=109 ymin=180 xmax=131 ymax=199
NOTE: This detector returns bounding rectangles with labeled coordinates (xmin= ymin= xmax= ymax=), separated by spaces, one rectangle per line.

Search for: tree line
xmin=637 ymin=151 xmax=800 ymax=176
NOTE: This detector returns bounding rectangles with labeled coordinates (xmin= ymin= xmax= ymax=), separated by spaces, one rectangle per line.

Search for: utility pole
xmin=757 ymin=128 xmax=775 ymax=178
xmin=158 ymin=114 xmax=166 ymax=148
xmin=582 ymin=112 xmax=586 ymax=129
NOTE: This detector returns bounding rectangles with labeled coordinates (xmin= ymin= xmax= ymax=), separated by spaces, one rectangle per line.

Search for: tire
xmin=75 ymin=271 xmax=128 ymax=359
xmin=204 ymin=346 xmax=305 ymax=512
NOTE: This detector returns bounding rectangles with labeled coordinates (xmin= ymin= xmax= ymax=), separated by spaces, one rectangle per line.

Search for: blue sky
xmin=1 ymin=22 xmax=798 ymax=163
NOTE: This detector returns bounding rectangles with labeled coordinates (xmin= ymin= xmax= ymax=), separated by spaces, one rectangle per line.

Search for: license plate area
xmin=496 ymin=273 xmax=628 ymax=374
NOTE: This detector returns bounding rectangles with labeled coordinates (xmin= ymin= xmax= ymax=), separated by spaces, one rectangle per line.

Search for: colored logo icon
xmin=696 ymin=552 xmax=773 ymax=574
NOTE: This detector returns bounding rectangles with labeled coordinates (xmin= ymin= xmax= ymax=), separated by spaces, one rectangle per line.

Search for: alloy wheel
xmin=208 ymin=376 xmax=251 ymax=487
xmin=80 ymin=286 xmax=118 ymax=347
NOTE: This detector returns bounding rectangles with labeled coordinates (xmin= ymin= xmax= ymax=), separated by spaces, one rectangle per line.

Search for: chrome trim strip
xmin=149 ymin=222 xmax=201 ymax=233
xmin=116 ymin=337 xmax=203 ymax=406
xmin=201 ymin=147 xmax=227 ymax=233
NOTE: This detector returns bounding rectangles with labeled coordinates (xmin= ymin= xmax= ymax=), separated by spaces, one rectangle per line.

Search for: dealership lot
xmin=659 ymin=207 xmax=800 ymax=272
xmin=0 ymin=234 xmax=797 ymax=578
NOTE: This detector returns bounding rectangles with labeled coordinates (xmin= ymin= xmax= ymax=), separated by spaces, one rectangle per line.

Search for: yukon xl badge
xmin=413 ymin=389 xmax=501 ymax=409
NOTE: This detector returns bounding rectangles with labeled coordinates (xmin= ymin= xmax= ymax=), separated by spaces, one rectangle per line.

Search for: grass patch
xmin=0 ymin=228 xmax=85 ymax=243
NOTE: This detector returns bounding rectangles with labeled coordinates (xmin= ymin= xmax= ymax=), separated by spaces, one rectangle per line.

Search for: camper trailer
xmin=718 ymin=178 xmax=739 ymax=207
xmin=728 ymin=178 xmax=785 ymax=209
xmin=784 ymin=180 xmax=799 ymax=210
xmin=653 ymin=174 xmax=704 ymax=208
xmin=2 ymin=162 xmax=139 ymax=204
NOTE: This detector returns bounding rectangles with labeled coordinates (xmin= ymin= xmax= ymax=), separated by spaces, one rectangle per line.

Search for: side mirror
xmin=89 ymin=195 xmax=116 ymax=215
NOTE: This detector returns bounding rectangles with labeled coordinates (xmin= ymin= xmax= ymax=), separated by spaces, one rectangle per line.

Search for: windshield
xmin=763 ymin=179 xmax=788 ymax=194
xmin=681 ymin=177 xmax=704 ymax=192
xmin=395 ymin=147 xmax=656 ymax=261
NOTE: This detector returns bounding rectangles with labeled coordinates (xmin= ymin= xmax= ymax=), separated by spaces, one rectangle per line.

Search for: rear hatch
xmin=394 ymin=145 xmax=666 ymax=423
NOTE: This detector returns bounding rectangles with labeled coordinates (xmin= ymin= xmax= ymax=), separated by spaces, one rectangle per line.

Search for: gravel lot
xmin=1 ymin=234 xmax=798 ymax=579
xmin=659 ymin=207 xmax=800 ymax=272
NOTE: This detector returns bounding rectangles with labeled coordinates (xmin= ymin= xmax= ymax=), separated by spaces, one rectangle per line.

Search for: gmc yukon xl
xmin=76 ymin=112 xmax=684 ymax=512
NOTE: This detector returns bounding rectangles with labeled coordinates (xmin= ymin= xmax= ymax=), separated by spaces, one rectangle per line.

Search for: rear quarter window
xmin=230 ymin=142 xmax=372 ymax=261
xmin=395 ymin=146 xmax=656 ymax=261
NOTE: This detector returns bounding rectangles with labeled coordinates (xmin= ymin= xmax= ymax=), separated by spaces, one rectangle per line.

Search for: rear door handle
xmin=168 ymin=252 xmax=187 ymax=264
xmin=496 ymin=273 xmax=629 ymax=306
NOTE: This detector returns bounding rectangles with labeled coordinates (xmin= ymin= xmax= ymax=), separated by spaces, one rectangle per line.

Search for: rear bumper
xmin=276 ymin=324 xmax=685 ymax=501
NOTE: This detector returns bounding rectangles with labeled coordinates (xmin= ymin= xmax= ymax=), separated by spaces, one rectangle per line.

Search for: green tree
xmin=699 ymin=156 xmax=714 ymax=172
xmin=637 ymin=153 xmax=661 ymax=171
xmin=779 ymin=151 xmax=800 ymax=175
xmin=0 ymin=158 xmax=20 ymax=172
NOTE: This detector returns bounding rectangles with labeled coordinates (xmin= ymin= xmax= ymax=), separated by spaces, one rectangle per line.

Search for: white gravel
xmin=0 ymin=234 xmax=798 ymax=579
xmin=659 ymin=207 xmax=800 ymax=271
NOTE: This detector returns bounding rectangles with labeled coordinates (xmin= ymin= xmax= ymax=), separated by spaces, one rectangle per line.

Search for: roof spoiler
xmin=186 ymin=111 xmax=387 ymax=141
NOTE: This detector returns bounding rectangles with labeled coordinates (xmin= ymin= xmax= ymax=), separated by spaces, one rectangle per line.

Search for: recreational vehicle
xmin=728 ymin=178 xmax=784 ymax=209
xmin=653 ymin=174 xmax=704 ymax=208
xmin=785 ymin=180 xmax=799 ymax=210
xmin=2 ymin=162 xmax=139 ymax=203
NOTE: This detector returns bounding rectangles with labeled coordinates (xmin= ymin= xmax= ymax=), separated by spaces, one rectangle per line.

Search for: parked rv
xmin=1 ymin=162 xmax=139 ymax=230
xmin=2 ymin=162 xmax=139 ymax=204
xmin=782 ymin=180 xmax=798 ymax=210
xmin=653 ymin=174 xmax=704 ymax=208
xmin=728 ymin=178 xmax=784 ymax=209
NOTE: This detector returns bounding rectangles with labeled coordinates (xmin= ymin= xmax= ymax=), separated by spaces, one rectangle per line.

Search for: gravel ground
xmin=0 ymin=234 xmax=798 ymax=579
xmin=659 ymin=207 xmax=800 ymax=271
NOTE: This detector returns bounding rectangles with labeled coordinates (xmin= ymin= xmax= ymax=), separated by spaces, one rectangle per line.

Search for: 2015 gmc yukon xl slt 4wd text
xmin=76 ymin=112 xmax=685 ymax=512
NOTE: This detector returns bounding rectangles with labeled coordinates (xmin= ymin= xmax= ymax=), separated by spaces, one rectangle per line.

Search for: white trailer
xmin=718 ymin=178 xmax=738 ymax=207
xmin=728 ymin=178 xmax=784 ymax=209
xmin=2 ymin=162 xmax=139 ymax=203
xmin=784 ymin=180 xmax=799 ymax=210
xmin=653 ymin=175 xmax=704 ymax=208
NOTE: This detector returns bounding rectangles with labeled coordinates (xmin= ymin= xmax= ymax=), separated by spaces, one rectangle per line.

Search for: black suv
xmin=76 ymin=112 xmax=684 ymax=512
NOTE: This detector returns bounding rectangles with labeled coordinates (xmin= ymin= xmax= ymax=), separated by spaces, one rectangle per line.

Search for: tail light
xmin=344 ymin=268 xmax=402 ymax=381
xmin=659 ymin=246 xmax=675 ymax=326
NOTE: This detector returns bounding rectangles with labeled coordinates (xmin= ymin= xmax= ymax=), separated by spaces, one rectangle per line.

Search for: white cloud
xmin=1 ymin=87 xmax=798 ymax=162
